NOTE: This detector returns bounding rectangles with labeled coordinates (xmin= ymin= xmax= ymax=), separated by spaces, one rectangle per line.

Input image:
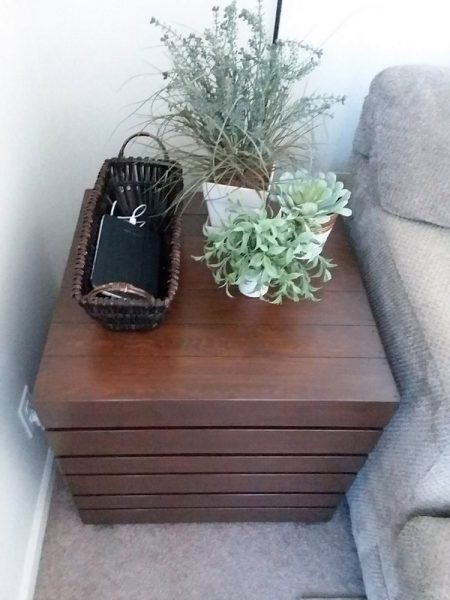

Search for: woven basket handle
xmin=118 ymin=132 xmax=169 ymax=161
xmin=87 ymin=282 xmax=155 ymax=302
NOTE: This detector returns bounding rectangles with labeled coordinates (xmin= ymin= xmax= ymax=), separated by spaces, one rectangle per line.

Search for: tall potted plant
xmin=149 ymin=1 xmax=344 ymax=225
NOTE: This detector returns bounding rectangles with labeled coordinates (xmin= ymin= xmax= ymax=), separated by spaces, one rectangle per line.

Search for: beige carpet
xmin=34 ymin=477 xmax=365 ymax=600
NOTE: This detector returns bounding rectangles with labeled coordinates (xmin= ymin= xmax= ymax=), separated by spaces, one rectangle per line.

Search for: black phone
xmin=91 ymin=215 xmax=161 ymax=297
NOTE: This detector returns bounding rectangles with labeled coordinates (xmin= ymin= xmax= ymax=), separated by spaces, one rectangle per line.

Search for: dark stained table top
xmin=34 ymin=192 xmax=399 ymax=421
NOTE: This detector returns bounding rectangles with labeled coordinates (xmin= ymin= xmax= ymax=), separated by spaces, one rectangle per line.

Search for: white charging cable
xmin=110 ymin=201 xmax=147 ymax=227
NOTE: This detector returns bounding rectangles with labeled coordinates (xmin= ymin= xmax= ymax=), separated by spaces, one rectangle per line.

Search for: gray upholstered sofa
xmin=346 ymin=65 xmax=450 ymax=600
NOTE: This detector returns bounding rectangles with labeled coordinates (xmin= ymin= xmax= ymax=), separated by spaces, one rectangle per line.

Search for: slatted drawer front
xmin=56 ymin=429 xmax=369 ymax=520
xmin=63 ymin=453 xmax=359 ymax=518
xmin=75 ymin=493 xmax=341 ymax=510
xmin=38 ymin=398 xmax=396 ymax=429
xmin=54 ymin=428 xmax=372 ymax=520
xmin=49 ymin=428 xmax=380 ymax=456
xmin=59 ymin=454 xmax=366 ymax=475
xmin=80 ymin=507 xmax=334 ymax=524
xmin=66 ymin=473 xmax=355 ymax=495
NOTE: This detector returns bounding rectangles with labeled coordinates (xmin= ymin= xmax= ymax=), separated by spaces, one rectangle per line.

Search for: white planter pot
xmin=238 ymin=273 xmax=269 ymax=298
xmin=302 ymin=215 xmax=337 ymax=261
xmin=202 ymin=181 xmax=268 ymax=227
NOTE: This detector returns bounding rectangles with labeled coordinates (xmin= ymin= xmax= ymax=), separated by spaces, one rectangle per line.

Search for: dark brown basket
xmin=72 ymin=132 xmax=183 ymax=331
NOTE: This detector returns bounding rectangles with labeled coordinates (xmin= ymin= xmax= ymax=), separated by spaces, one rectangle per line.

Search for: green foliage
xmin=195 ymin=206 xmax=335 ymax=303
xmin=273 ymin=170 xmax=352 ymax=225
xmin=149 ymin=1 xmax=344 ymax=201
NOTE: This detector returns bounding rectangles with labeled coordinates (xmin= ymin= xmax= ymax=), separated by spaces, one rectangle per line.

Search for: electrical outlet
xmin=18 ymin=385 xmax=43 ymax=439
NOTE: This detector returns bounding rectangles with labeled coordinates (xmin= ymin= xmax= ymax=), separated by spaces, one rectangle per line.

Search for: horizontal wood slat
xmin=67 ymin=473 xmax=354 ymax=495
xmin=36 ymin=356 xmax=398 ymax=405
xmin=44 ymin=323 xmax=384 ymax=359
xmin=75 ymin=492 xmax=342 ymax=509
xmin=39 ymin=399 xmax=396 ymax=430
xmin=49 ymin=428 xmax=381 ymax=456
xmin=59 ymin=455 xmax=367 ymax=475
xmin=52 ymin=289 xmax=374 ymax=326
xmin=80 ymin=506 xmax=334 ymax=524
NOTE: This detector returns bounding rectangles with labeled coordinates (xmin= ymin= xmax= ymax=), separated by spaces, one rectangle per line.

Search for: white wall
xmin=279 ymin=0 xmax=450 ymax=171
xmin=0 ymin=3 xmax=55 ymax=600
xmin=0 ymin=2 xmax=276 ymax=599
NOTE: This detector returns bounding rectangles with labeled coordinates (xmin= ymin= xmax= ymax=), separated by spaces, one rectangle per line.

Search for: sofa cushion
xmin=380 ymin=200 xmax=450 ymax=397
xmin=346 ymin=153 xmax=450 ymax=600
xmin=396 ymin=517 xmax=450 ymax=599
xmin=353 ymin=65 xmax=450 ymax=228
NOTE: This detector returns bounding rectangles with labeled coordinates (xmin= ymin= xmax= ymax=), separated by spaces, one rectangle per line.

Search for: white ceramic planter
xmin=238 ymin=273 xmax=269 ymax=298
xmin=202 ymin=182 xmax=268 ymax=227
xmin=302 ymin=215 xmax=337 ymax=261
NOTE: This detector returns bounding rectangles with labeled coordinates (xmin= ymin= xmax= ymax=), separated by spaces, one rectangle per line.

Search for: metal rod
xmin=272 ymin=0 xmax=283 ymax=43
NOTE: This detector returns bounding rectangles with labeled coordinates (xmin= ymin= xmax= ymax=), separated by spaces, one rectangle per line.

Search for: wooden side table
xmin=34 ymin=192 xmax=399 ymax=524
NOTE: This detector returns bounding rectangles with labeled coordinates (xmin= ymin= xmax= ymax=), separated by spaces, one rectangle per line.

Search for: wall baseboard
xmin=18 ymin=449 xmax=55 ymax=600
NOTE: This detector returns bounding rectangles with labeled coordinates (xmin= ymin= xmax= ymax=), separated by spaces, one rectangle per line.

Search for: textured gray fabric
xmin=346 ymin=145 xmax=450 ymax=600
xmin=34 ymin=478 xmax=364 ymax=600
xmin=352 ymin=65 xmax=450 ymax=228
xmin=395 ymin=517 xmax=450 ymax=600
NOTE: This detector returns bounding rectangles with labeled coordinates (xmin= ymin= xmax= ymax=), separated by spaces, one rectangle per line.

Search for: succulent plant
xmin=273 ymin=170 xmax=352 ymax=225
xmin=195 ymin=205 xmax=334 ymax=304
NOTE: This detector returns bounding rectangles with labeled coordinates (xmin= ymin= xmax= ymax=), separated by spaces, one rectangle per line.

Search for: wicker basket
xmin=72 ymin=132 xmax=183 ymax=331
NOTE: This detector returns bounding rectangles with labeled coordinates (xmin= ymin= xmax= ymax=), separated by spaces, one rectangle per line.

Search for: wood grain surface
xmin=34 ymin=191 xmax=399 ymax=523
xmin=74 ymin=493 xmax=342 ymax=509
xmin=66 ymin=473 xmax=355 ymax=495
xmin=79 ymin=507 xmax=335 ymax=524
xmin=48 ymin=428 xmax=381 ymax=456
xmin=59 ymin=455 xmax=367 ymax=475
xmin=35 ymin=193 xmax=398 ymax=416
xmin=38 ymin=397 xmax=396 ymax=429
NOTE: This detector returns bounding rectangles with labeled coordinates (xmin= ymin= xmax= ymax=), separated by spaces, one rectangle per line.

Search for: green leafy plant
xmin=148 ymin=1 xmax=344 ymax=204
xmin=273 ymin=170 xmax=352 ymax=225
xmin=195 ymin=206 xmax=334 ymax=303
